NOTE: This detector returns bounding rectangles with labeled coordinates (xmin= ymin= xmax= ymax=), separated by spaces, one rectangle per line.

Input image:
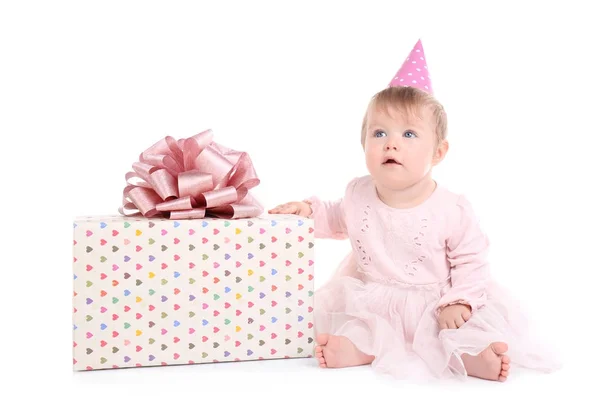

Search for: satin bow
xmin=119 ymin=129 xmax=263 ymax=219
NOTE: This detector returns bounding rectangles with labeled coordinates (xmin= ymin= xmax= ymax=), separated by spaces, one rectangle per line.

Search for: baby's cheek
xmin=414 ymin=154 xmax=434 ymax=172
xmin=364 ymin=152 xmax=380 ymax=170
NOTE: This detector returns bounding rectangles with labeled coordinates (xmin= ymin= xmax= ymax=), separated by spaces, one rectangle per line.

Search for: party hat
xmin=388 ymin=39 xmax=432 ymax=93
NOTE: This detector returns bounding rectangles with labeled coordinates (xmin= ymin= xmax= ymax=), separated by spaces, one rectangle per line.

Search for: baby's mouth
xmin=383 ymin=158 xmax=402 ymax=165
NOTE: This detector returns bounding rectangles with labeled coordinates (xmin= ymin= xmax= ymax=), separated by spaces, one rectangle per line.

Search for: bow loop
xmin=119 ymin=129 xmax=262 ymax=219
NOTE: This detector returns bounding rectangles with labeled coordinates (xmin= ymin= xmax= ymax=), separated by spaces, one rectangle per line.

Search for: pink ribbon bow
xmin=119 ymin=129 xmax=263 ymax=219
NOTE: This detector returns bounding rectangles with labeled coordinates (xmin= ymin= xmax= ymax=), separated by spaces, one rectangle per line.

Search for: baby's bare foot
xmin=314 ymin=334 xmax=374 ymax=369
xmin=462 ymin=342 xmax=511 ymax=382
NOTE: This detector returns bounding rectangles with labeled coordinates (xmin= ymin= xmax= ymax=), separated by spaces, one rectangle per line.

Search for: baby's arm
xmin=269 ymin=178 xmax=360 ymax=240
xmin=269 ymin=197 xmax=348 ymax=240
xmin=437 ymin=195 xmax=490 ymax=317
xmin=302 ymin=197 xmax=348 ymax=240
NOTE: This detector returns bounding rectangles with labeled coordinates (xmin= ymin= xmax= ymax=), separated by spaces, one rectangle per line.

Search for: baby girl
xmin=268 ymin=40 xmax=559 ymax=381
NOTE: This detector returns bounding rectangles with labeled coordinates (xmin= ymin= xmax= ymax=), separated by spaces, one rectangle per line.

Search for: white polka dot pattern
xmin=388 ymin=39 xmax=433 ymax=94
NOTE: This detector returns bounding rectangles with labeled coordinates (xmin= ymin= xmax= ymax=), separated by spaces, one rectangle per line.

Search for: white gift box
xmin=72 ymin=214 xmax=315 ymax=370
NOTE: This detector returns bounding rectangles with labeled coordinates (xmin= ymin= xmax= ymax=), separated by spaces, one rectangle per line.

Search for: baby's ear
xmin=433 ymin=140 xmax=449 ymax=165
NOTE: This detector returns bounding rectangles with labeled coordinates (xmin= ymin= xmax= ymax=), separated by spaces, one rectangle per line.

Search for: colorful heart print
xmin=72 ymin=215 xmax=315 ymax=370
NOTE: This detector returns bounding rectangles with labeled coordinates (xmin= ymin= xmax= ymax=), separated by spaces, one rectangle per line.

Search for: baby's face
xmin=364 ymin=103 xmax=441 ymax=191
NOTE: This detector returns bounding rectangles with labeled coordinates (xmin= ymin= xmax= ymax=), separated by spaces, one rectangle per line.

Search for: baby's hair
xmin=361 ymin=86 xmax=448 ymax=146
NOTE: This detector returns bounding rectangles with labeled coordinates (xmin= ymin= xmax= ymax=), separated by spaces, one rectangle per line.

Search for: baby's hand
xmin=437 ymin=304 xmax=472 ymax=330
xmin=268 ymin=201 xmax=312 ymax=218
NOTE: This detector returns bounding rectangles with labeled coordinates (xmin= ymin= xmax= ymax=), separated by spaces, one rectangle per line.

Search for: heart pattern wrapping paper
xmin=72 ymin=214 xmax=315 ymax=370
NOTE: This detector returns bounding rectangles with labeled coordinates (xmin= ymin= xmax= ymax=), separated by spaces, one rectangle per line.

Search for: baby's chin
xmin=371 ymin=174 xmax=412 ymax=191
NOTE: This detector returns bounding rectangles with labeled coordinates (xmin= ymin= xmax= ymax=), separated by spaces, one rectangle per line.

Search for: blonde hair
xmin=361 ymin=86 xmax=448 ymax=146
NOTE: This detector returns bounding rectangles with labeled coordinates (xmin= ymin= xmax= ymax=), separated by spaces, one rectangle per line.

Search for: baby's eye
xmin=403 ymin=131 xmax=417 ymax=139
xmin=374 ymin=130 xmax=387 ymax=138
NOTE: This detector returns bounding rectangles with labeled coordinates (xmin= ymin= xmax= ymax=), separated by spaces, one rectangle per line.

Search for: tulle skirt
xmin=314 ymin=253 xmax=561 ymax=380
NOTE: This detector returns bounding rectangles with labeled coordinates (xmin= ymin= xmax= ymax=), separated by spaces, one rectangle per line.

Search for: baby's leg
xmin=315 ymin=334 xmax=375 ymax=368
xmin=462 ymin=342 xmax=511 ymax=382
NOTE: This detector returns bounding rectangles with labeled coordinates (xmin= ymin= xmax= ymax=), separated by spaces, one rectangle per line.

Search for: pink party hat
xmin=388 ymin=39 xmax=432 ymax=93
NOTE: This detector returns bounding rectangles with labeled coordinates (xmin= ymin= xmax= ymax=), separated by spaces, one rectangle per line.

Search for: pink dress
xmin=306 ymin=176 xmax=560 ymax=380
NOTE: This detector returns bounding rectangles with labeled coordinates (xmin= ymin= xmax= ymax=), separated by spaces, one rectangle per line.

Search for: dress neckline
xmin=369 ymin=177 xmax=443 ymax=213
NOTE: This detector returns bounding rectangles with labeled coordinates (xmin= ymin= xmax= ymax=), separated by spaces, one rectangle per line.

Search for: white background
xmin=2 ymin=0 xmax=599 ymax=407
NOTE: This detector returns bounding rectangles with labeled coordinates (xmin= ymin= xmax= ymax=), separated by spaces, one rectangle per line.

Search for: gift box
xmin=72 ymin=214 xmax=315 ymax=370
xmin=73 ymin=129 xmax=316 ymax=370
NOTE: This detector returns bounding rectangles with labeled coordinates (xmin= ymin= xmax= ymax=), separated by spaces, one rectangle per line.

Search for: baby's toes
xmin=500 ymin=357 xmax=510 ymax=379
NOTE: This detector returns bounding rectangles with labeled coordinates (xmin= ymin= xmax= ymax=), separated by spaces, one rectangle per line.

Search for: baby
xmin=268 ymin=40 xmax=559 ymax=381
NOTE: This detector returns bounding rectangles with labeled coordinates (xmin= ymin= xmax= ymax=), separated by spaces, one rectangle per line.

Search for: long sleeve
xmin=436 ymin=195 xmax=490 ymax=314
xmin=303 ymin=196 xmax=348 ymax=240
